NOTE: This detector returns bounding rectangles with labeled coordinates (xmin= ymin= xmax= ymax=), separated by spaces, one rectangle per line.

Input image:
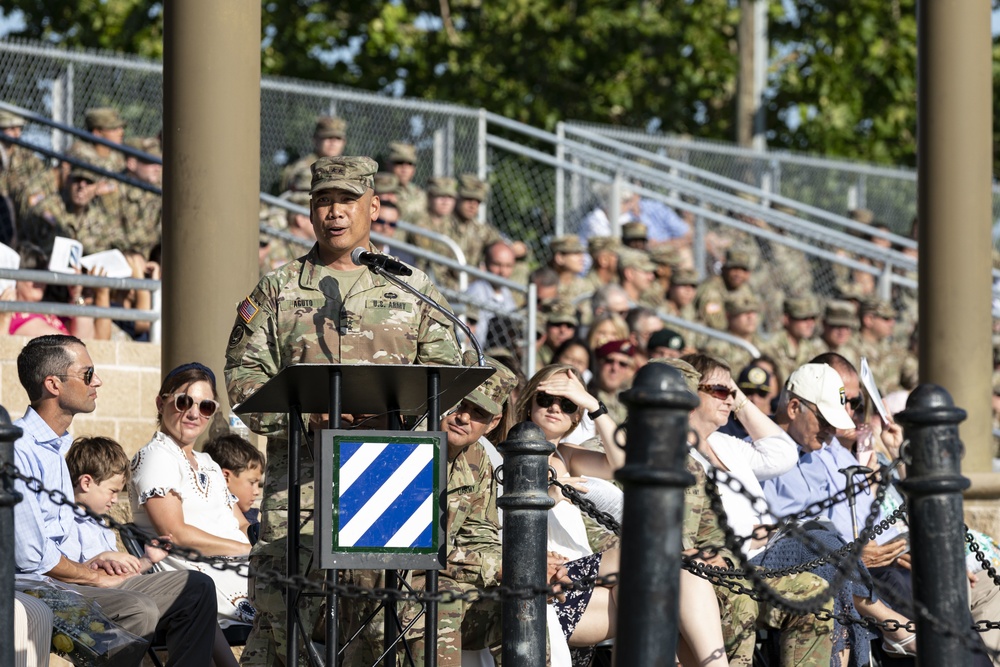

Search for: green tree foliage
xmin=5 ymin=0 xmax=163 ymax=58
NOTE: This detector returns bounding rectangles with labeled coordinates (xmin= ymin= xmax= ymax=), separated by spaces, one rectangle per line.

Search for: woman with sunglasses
xmin=130 ymin=362 xmax=254 ymax=640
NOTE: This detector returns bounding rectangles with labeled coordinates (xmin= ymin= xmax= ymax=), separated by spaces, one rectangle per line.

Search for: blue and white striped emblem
xmin=337 ymin=440 xmax=435 ymax=549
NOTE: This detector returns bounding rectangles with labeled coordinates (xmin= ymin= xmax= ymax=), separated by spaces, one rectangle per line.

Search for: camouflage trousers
xmin=716 ymin=570 xmax=834 ymax=667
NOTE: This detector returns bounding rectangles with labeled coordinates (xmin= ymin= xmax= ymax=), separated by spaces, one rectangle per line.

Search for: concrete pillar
xmin=162 ymin=0 xmax=261 ymax=414
xmin=917 ymin=0 xmax=993 ymax=472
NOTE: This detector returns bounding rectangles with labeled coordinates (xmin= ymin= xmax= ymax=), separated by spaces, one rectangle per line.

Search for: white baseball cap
xmin=785 ymin=363 xmax=855 ymax=430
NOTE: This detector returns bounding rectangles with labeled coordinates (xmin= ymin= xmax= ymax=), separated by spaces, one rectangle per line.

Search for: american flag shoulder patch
xmin=238 ymin=296 xmax=260 ymax=324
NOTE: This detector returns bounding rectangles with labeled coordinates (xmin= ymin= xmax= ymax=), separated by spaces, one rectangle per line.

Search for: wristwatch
xmin=589 ymin=401 xmax=608 ymax=420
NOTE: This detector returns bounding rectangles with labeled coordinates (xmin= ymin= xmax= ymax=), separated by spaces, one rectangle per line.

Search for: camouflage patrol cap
xmin=784 ymin=295 xmax=820 ymax=319
xmin=823 ymin=300 xmax=859 ymax=328
xmin=849 ymin=208 xmax=875 ymax=224
xmin=621 ymin=221 xmax=648 ymax=241
xmin=458 ymin=174 xmax=489 ymax=201
xmin=670 ymin=267 xmax=700 ymax=287
xmin=859 ymin=299 xmax=897 ymax=320
xmin=462 ymin=350 xmax=517 ymax=416
xmin=588 ymin=235 xmax=619 ymax=254
xmin=427 ymin=176 xmax=458 ymax=198
xmin=69 ymin=166 xmax=97 ymax=182
xmin=550 ymin=235 xmax=586 ymax=254
xmin=648 ymin=357 xmax=701 ymax=393
xmin=0 ymin=111 xmax=25 ymax=129
xmin=84 ymin=107 xmax=125 ymax=131
xmin=648 ymin=244 xmax=681 ymax=267
xmin=545 ymin=299 xmax=578 ymax=326
xmin=725 ymin=293 xmax=760 ymax=316
xmin=374 ymin=172 xmax=400 ymax=195
xmin=724 ymin=248 xmax=752 ymax=270
xmin=314 ymin=116 xmax=347 ymax=139
xmin=836 ymin=283 xmax=868 ymax=302
xmin=388 ymin=142 xmax=418 ymax=164
xmin=125 ymin=136 xmax=161 ymax=158
xmin=310 ymin=156 xmax=378 ymax=195
xmin=618 ymin=247 xmax=656 ymax=273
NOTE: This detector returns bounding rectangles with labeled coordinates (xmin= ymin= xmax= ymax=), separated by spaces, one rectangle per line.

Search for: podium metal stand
xmin=235 ymin=363 xmax=491 ymax=667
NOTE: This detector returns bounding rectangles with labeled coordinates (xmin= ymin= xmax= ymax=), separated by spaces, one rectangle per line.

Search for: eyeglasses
xmin=698 ymin=384 xmax=736 ymax=401
xmin=167 ymin=393 xmax=220 ymax=419
xmin=800 ymin=400 xmax=832 ymax=429
xmin=534 ymin=392 xmax=579 ymax=414
xmin=373 ymin=218 xmax=397 ymax=228
xmin=56 ymin=366 xmax=96 ymax=385
xmin=847 ymin=394 xmax=865 ymax=414
xmin=743 ymin=388 xmax=770 ymax=399
xmin=601 ymin=358 xmax=632 ymax=369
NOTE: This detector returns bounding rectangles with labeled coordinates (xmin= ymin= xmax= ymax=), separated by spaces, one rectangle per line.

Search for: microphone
xmin=351 ymin=247 xmax=413 ymax=276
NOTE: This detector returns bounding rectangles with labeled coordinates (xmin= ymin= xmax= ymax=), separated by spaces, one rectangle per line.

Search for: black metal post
xmin=288 ymin=404 xmax=302 ymax=667
xmin=424 ymin=369 xmax=441 ymax=667
xmin=896 ymin=384 xmax=972 ymax=666
xmin=0 ymin=406 xmax=23 ymax=667
xmin=497 ymin=421 xmax=554 ymax=667
xmin=614 ymin=362 xmax=698 ymax=667
xmin=327 ymin=370 xmax=342 ymax=667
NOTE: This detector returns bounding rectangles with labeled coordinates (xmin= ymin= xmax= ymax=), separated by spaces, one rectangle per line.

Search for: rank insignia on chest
xmin=238 ymin=296 xmax=260 ymax=324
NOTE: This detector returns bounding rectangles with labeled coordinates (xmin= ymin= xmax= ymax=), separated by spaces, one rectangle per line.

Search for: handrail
xmin=656 ymin=311 xmax=762 ymax=359
xmin=0 ymin=300 xmax=158 ymax=322
xmin=0 ymin=268 xmax=160 ymax=291
xmin=392 ymin=221 xmax=468 ymax=293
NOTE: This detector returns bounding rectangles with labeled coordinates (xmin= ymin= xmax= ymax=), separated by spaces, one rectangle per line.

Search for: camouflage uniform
xmin=397 ymin=182 xmax=428 ymax=226
xmin=225 ymin=243 xmax=462 ymax=666
xmin=280 ymin=152 xmax=320 ymax=194
xmin=0 ymin=142 xmax=48 ymax=219
xmin=22 ymin=187 xmax=125 ymax=254
xmin=703 ymin=333 xmax=766 ymax=376
xmin=694 ymin=275 xmax=753 ymax=332
xmin=762 ymin=330 xmax=825 ymax=386
xmin=683 ymin=455 xmax=833 ymax=667
xmin=445 ymin=216 xmax=502 ymax=271
xmin=117 ymin=183 xmax=161 ymax=257
xmin=589 ymin=386 xmax=627 ymax=427
xmin=280 ymin=116 xmax=347 ymax=192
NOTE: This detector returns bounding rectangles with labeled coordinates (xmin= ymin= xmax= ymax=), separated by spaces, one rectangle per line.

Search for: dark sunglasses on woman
xmin=535 ymin=392 xmax=579 ymax=414
xmin=698 ymin=384 xmax=737 ymax=401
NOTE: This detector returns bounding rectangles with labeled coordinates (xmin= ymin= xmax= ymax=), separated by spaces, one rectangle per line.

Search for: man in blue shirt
xmin=12 ymin=335 xmax=217 ymax=666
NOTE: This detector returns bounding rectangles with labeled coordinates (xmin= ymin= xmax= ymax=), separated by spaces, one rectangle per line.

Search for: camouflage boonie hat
xmin=649 ymin=244 xmax=681 ymax=267
xmin=621 ymin=221 xmax=648 ymax=241
xmin=310 ymin=156 xmax=378 ymax=195
xmin=550 ymin=234 xmax=586 ymax=254
xmin=374 ymin=172 xmax=400 ymax=195
xmin=427 ymin=176 xmax=458 ymax=198
xmin=588 ymin=235 xmax=619 ymax=254
xmin=859 ymin=299 xmax=897 ymax=320
xmin=784 ymin=295 xmax=820 ymax=319
xmin=670 ymin=267 xmax=700 ymax=287
xmin=824 ymin=300 xmax=859 ymax=328
xmin=388 ymin=142 xmax=417 ymax=164
xmin=125 ymin=136 xmax=161 ymax=158
xmin=0 ymin=111 xmax=25 ymax=129
xmin=724 ymin=248 xmax=752 ymax=270
xmin=725 ymin=293 xmax=760 ymax=316
xmin=458 ymin=174 xmax=489 ymax=201
xmin=618 ymin=248 xmax=656 ymax=272
xmin=849 ymin=208 xmax=875 ymax=224
xmin=314 ymin=116 xmax=347 ymax=139
xmin=546 ymin=299 xmax=578 ymax=326
xmin=462 ymin=350 xmax=517 ymax=416
xmin=648 ymin=357 xmax=701 ymax=393
xmin=84 ymin=107 xmax=125 ymax=130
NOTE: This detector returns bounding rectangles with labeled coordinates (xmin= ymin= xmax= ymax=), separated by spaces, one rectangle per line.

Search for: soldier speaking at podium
xmin=225 ymin=155 xmax=462 ymax=665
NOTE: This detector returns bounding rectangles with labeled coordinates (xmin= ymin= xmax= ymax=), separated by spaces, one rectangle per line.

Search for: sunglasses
xmin=743 ymin=388 xmax=770 ymax=399
xmin=535 ymin=392 xmax=579 ymax=414
xmin=167 ymin=392 xmax=220 ymax=419
xmin=373 ymin=218 xmax=398 ymax=228
xmin=57 ymin=366 xmax=96 ymax=385
xmin=800 ymin=401 xmax=832 ymax=429
xmin=847 ymin=395 xmax=865 ymax=414
xmin=699 ymin=384 xmax=737 ymax=401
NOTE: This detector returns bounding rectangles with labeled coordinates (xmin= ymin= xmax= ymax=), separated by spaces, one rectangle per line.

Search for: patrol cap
xmin=849 ymin=208 xmax=875 ymax=224
xmin=595 ymin=339 xmax=636 ymax=360
xmin=859 ymin=299 xmax=897 ymax=320
xmin=0 ymin=110 xmax=25 ymax=129
xmin=374 ymin=172 xmax=400 ymax=195
xmin=823 ymin=300 xmax=859 ymax=329
xmin=314 ymin=116 xmax=346 ymax=139
xmin=458 ymin=174 xmax=489 ymax=201
xmin=648 ymin=328 xmax=685 ymax=353
xmin=670 ymin=267 xmax=700 ymax=287
xmin=648 ymin=244 xmax=681 ymax=267
xmin=724 ymin=248 xmax=752 ymax=270
xmin=124 ymin=136 xmax=161 ymax=158
xmin=837 ymin=283 xmax=868 ymax=302
xmin=545 ymin=299 xmax=578 ymax=326
xmin=621 ymin=221 xmax=648 ymax=241
xmin=427 ymin=176 xmax=457 ymax=198
xmin=588 ymin=235 xmax=619 ymax=254
xmin=617 ymin=248 xmax=656 ymax=273
xmin=550 ymin=235 xmax=586 ymax=254
xmin=69 ymin=166 xmax=97 ymax=182
xmin=725 ymin=293 xmax=760 ymax=316
xmin=310 ymin=156 xmax=378 ymax=195
xmin=388 ymin=142 xmax=417 ymax=164
xmin=737 ymin=365 xmax=771 ymax=394
xmin=84 ymin=107 xmax=125 ymax=131
xmin=785 ymin=363 xmax=855 ymax=430
xmin=648 ymin=357 xmax=701 ymax=393
xmin=784 ymin=295 xmax=820 ymax=319
xmin=461 ymin=349 xmax=518 ymax=416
